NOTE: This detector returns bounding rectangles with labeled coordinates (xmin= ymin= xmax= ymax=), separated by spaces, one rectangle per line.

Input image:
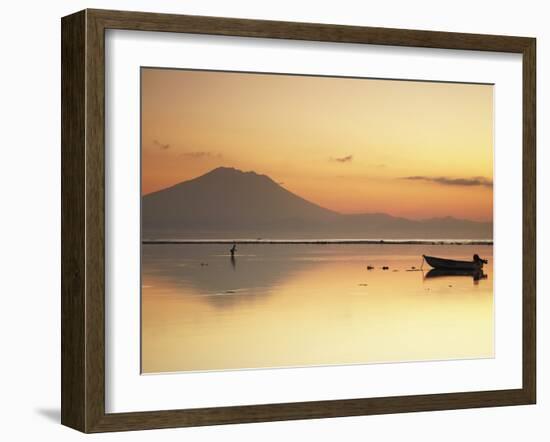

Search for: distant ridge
xmin=142 ymin=167 xmax=493 ymax=240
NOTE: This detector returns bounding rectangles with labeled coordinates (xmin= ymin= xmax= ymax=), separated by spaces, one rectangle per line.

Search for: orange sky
xmin=141 ymin=68 xmax=493 ymax=222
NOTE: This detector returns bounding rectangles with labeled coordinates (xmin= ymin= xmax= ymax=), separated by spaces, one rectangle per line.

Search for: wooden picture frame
xmin=61 ymin=8 xmax=536 ymax=433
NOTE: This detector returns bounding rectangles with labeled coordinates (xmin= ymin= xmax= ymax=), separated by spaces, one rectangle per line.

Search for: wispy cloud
xmin=331 ymin=155 xmax=353 ymax=163
xmin=182 ymin=151 xmax=215 ymax=159
xmin=152 ymin=140 xmax=222 ymax=160
xmin=153 ymin=139 xmax=170 ymax=150
xmin=402 ymin=176 xmax=493 ymax=187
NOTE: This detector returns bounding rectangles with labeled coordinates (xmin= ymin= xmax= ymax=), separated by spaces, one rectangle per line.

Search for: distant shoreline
xmin=142 ymin=239 xmax=493 ymax=246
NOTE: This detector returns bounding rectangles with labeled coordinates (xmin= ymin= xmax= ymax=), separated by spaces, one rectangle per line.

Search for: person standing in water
xmin=473 ymin=254 xmax=488 ymax=266
xmin=230 ymin=243 xmax=237 ymax=270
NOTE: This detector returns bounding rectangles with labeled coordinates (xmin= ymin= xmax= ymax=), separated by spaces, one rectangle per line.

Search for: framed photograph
xmin=61 ymin=9 xmax=536 ymax=433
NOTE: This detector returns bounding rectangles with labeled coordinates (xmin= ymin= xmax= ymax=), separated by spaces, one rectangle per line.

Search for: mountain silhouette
xmin=142 ymin=167 xmax=492 ymax=239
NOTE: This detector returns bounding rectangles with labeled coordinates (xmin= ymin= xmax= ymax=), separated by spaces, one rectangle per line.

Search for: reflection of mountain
xmin=142 ymin=244 xmax=320 ymax=308
xmin=142 ymin=167 xmax=492 ymax=239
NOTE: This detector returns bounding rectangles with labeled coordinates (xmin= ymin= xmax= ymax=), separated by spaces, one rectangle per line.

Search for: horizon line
xmin=142 ymin=239 xmax=494 ymax=245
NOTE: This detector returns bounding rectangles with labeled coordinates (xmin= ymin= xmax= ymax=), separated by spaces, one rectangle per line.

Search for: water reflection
xmin=424 ymin=268 xmax=488 ymax=282
xmin=142 ymin=244 xmax=323 ymax=308
xmin=142 ymin=244 xmax=494 ymax=373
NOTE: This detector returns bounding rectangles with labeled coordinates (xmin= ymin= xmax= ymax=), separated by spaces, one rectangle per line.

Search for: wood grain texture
xmin=90 ymin=389 xmax=532 ymax=433
xmin=61 ymin=8 xmax=537 ymax=433
xmin=61 ymin=10 xmax=86 ymax=432
xmin=84 ymin=9 xmax=107 ymax=433
xmin=522 ymin=38 xmax=536 ymax=403
xmin=89 ymin=8 xmax=532 ymax=52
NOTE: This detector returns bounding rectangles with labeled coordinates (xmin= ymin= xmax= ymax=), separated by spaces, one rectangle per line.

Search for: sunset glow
xmin=141 ymin=68 xmax=493 ymax=222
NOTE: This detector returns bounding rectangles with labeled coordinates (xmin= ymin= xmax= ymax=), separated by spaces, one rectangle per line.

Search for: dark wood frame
xmin=61 ymin=8 xmax=536 ymax=433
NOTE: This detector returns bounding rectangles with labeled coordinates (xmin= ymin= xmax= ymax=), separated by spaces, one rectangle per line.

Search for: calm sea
xmin=141 ymin=243 xmax=494 ymax=373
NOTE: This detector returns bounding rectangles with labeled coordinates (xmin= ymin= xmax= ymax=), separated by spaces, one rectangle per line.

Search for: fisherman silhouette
xmin=473 ymin=254 xmax=488 ymax=265
xmin=230 ymin=243 xmax=237 ymax=269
